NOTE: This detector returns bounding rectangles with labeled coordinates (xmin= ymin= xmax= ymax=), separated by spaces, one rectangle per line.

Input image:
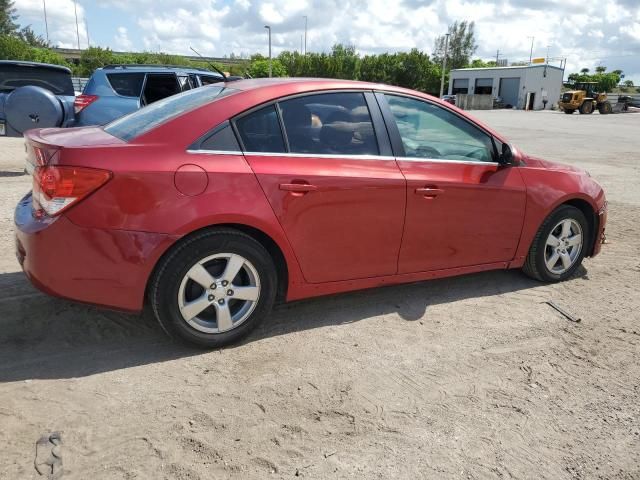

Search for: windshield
xmin=0 ymin=64 xmax=74 ymax=95
xmin=104 ymin=85 xmax=237 ymax=142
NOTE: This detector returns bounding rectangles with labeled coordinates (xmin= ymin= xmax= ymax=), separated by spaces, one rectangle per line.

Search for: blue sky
xmin=13 ymin=0 xmax=640 ymax=83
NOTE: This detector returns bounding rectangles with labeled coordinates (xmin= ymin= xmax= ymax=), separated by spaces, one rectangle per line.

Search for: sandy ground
xmin=0 ymin=110 xmax=638 ymax=480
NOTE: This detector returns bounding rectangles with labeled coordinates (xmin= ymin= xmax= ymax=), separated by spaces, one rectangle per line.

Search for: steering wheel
xmin=414 ymin=145 xmax=441 ymax=158
xmin=464 ymin=147 xmax=489 ymax=161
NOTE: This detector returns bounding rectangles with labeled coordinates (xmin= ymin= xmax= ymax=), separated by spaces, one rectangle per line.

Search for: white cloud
xmin=13 ymin=0 xmax=640 ymax=81
xmin=15 ymin=0 xmax=88 ymax=48
xmin=114 ymin=26 xmax=132 ymax=50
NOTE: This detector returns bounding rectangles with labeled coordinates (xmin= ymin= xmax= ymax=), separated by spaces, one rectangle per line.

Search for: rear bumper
xmin=14 ymin=193 xmax=178 ymax=312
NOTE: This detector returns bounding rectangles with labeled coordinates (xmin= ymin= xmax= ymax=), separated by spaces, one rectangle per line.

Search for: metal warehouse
xmin=448 ymin=65 xmax=564 ymax=110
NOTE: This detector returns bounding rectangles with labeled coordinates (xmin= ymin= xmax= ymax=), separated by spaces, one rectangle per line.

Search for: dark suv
xmin=75 ymin=65 xmax=226 ymax=126
xmin=0 ymin=60 xmax=76 ymax=137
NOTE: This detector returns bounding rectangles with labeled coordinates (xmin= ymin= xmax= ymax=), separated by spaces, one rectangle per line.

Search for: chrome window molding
xmin=395 ymin=156 xmax=500 ymax=166
xmin=186 ymin=149 xmax=499 ymax=165
xmin=187 ymin=149 xmax=244 ymax=155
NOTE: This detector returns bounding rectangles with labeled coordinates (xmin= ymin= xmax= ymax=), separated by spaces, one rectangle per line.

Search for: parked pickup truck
xmin=0 ymin=60 xmax=76 ymax=137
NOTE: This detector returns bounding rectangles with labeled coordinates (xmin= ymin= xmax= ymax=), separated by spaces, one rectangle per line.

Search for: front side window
xmin=384 ymin=94 xmax=495 ymax=162
xmin=279 ymin=92 xmax=379 ymax=155
xmin=235 ymin=105 xmax=286 ymax=153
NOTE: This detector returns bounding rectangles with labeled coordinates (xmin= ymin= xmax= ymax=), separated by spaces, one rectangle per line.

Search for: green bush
xmin=0 ymin=34 xmax=69 ymax=67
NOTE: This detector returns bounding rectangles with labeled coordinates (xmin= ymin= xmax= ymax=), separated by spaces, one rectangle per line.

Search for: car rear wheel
xmin=150 ymin=229 xmax=277 ymax=348
xmin=523 ymin=205 xmax=589 ymax=282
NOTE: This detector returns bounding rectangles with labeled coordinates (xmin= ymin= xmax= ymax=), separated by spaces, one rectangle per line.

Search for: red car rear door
xmin=377 ymin=93 xmax=526 ymax=273
xmin=237 ymin=91 xmax=406 ymax=283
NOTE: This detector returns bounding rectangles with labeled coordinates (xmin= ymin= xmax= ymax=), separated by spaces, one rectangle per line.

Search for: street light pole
xmin=303 ymin=15 xmax=307 ymax=55
xmin=42 ymin=0 xmax=49 ymax=44
xmin=527 ymin=36 xmax=534 ymax=65
xmin=264 ymin=25 xmax=272 ymax=77
xmin=73 ymin=0 xmax=81 ymax=50
xmin=439 ymin=33 xmax=450 ymax=98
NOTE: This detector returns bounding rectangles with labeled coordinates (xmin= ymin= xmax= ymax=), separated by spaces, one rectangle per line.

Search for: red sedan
xmin=15 ymin=79 xmax=607 ymax=347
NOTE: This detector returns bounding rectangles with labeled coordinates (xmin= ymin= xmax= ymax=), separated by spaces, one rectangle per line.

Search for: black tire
xmin=579 ymin=101 xmax=593 ymax=114
xmin=598 ymin=101 xmax=612 ymax=114
xmin=150 ymin=228 xmax=277 ymax=348
xmin=522 ymin=205 xmax=589 ymax=283
xmin=563 ymin=109 xmax=575 ymax=114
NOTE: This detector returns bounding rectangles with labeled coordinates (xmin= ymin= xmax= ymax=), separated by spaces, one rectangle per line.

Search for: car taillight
xmin=74 ymin=94 xmax=98 ymax=114
xmin=33 ymin=166 xmax=111 ymax=217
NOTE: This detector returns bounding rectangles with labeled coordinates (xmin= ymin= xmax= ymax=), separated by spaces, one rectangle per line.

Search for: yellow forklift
xmin=559 ymin=82 xmax=612 ymax=115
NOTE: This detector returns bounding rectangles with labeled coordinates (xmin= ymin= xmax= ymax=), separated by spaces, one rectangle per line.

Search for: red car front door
xmin=236 ymin=92 xmax=406 ymax=284
xmin=379 ymin=93 xmax=526 ymax=273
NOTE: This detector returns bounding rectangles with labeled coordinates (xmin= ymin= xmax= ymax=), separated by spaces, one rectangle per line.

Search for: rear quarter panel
xmin=58 ymin=144 xmax=306 ymax=300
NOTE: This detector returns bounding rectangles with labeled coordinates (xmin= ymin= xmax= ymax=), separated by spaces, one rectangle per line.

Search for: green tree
xmin=0 ymin=0 xmax=18 ymax=36
xmin=0 ymin=34 xmax=68 ymax=66
xmin=623 ymin=79 xmax=634 ymax=87
xmin=567 ymin=66 xmax=623 ymax=92
xmin=247 ymin=57 xmax=287 ymax=78
xmin=469 ymin=58 xmax=497 ymax=68
xmin=77 ymin=47 xmax=117 ymax=76
xmin=18 ymin=25 xmax=49 ymax=47
xmin=432 ymin=21 xmax=477 ymax=70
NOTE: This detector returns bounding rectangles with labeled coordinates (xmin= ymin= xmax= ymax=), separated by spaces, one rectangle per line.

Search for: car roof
xmin=0 ymin=60 xmax=71 ymax=73
xmin=226 ymin=77 xmax=411 ymax=92
xmin=99 ymin=64 xmax=222 ymax=75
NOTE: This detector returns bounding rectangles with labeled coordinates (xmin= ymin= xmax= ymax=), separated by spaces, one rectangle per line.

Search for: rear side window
xmin=0 ymin=64 xmax=73 ymax=95
xmin=106 ymin=73 xmax=145 ymax=97
xmin=104 ymin=86 xmax=237 ymax=142
xmin=278 ymin=92 xmax=379 ymax=155
xmin=198 ymin=121 xmax=241 ymax=151
xmin=235 ymin=105 xmax=286 ymax=153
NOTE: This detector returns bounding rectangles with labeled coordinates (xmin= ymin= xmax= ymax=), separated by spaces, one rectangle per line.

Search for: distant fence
xmin=455 ymin=94 xmax=493 ymax=110
xmin=71 ymin=77 xmax=89 ymax=93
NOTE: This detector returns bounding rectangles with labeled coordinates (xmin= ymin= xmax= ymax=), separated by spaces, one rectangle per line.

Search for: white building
xmin=448 ymin=65 xmax=564 ymax=110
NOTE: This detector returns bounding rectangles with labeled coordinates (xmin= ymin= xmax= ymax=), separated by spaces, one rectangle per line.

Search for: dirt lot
xmin=0 ymin=110 xmax=638 ymax=480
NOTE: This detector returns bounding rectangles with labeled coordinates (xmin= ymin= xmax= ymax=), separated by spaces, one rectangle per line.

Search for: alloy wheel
xmin=177 ymin=253 xmax=261 ymax=333
xmin=544 ymin=219 xmax=583 ymax=275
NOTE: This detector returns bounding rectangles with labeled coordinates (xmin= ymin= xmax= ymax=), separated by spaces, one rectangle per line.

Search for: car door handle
xmin=279 ymin=183 xmax=318 ymax=193
xmin=415 ymin=187 xmax=444 ymax=197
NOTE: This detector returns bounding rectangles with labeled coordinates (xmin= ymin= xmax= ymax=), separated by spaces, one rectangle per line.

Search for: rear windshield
xmin=104 ymin=85 xmax=237 ymax=142
xmin=0 ymin=64 xmax=74 ymax=95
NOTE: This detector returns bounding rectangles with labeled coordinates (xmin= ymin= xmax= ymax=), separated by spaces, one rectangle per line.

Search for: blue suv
xmin=0 ymin=60 xmax=76 ymax=137
xmin=75 ymin=65 xmax=226 ymax=126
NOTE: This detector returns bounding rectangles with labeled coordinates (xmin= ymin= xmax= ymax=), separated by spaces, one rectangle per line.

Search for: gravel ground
xmin=0 ymin=110 xmax=638 ymax=480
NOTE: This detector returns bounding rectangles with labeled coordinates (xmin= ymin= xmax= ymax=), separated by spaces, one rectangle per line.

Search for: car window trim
xmin=230 ymin=89 xmax=390 ymax=159
xmin=375 ymin=91 xmax=500 ymax=162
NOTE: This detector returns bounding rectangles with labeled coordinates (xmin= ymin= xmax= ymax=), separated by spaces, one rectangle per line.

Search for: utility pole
xmin=42 ymin=0 xmax=49 ymax=44
xmin=439 ymin=33 xmax=450 ymax=98
xmin=495 ymin=49 xmax=500 ymax=65
xmin=85 ymin=20 xmax=90 ymax=48
xmin=73 ymin=0 xmax=81 ymax=50
xmin=527 ymin=36 xmax=534 ymax=65
xmin=303 ymin=16 xmax=308 ymax=55
xmin=264 ymin=25 xmax=272 ymax=77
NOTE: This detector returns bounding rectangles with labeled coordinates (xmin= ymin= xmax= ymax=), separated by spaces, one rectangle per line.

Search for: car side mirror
xmin=499 ymin=143 xmax=514 ymax=165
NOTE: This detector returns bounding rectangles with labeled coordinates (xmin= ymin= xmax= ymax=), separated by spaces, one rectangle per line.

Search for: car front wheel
xmin=150 ymin=229 xmax=277 ymax=348
xmin=523 ymin=205 xmax=589 ymax=282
